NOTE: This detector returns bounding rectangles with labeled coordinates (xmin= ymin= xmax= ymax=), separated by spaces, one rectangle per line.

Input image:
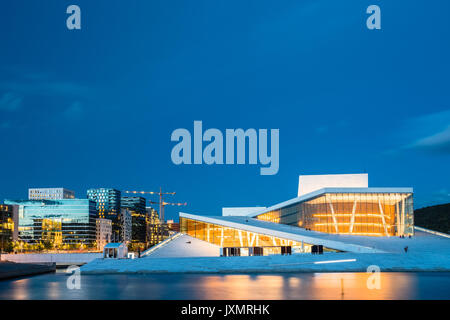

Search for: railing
xmin=414 ymin=226 xmax=450 ymax=239
xmin=141 ymin=233 xmax=183 ymax=257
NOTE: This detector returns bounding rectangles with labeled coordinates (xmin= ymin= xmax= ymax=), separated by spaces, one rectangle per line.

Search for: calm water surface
xmin=0 ymin=271 xmax=449 ymax=300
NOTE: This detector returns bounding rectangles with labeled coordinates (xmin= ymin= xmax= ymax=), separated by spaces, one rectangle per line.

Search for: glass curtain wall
xmin=5 ymin=199 xmax=97 ymax=244
xmin=180 ymin=217 xmax=337 ymax=254
xmin=256 ymin=193 xmax=414 ymax=236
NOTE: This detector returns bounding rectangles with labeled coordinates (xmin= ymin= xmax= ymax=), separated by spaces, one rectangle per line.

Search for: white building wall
xmin=298 ymin=174 xmax=368 ymax=197
xmin=222 ymin=207 xmax=267 ymax=216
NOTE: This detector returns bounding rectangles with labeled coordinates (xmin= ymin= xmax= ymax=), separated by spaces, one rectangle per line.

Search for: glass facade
xmin=256 ymin=193 xmax=414 ymax=236
xmin=4 ymin=199 xmax=97 ymax=244
xmin=87 ymin=188 xmax=121 ymax=219
xmin=180 ymin=217 xmax=336 ymax=254
xmin=87 ymin=188 xmax=121 ymax=240
xmin=0 ymin=204 xmax=16 ymax=251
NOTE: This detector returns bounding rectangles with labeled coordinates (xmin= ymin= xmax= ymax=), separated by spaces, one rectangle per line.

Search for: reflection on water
xmin=0 ymin=271 xmax=449 ymax=300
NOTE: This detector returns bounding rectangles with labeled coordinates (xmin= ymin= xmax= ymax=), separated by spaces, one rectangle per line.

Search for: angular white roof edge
xmin=179 ymin=212 xmax=385 ymax=253
xmin=246 ymin=187 xmax=414 ymax=218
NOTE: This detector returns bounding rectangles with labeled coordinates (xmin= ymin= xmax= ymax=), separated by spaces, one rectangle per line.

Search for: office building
xmin=121 ymin=197 xmax=146 ymax=215
xmin=28 ymin=188 xmax=75 ymax=200
xmin=146 ymin=207 xmax=169 ymax=246
xmin=120 ymin=208 xmax=132 ymax=243
xmin=87 ymin=188 xmax=121 ymax=240
xmin=87 ymin=188 xmax=121 ymax=219
xmin=167 ymin=219 xmax=180 ymax=233
xmin=0 ymin=204 xmax=18 ymax=252
xmin=4 ymin=199 xmax=97 ymax=246
xmin=96 ymin=218 xmax=112 ymax=250
xmin=121 ymin=196 xmax=147 ymax=243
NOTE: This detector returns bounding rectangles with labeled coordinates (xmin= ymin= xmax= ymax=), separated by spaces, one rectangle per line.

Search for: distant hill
xmin=414 ymin=203 xmax=450 ymax=234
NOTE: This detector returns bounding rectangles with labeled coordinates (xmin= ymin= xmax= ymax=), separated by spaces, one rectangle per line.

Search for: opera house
xmin=179 ymin=174 xmax=414 ymax=256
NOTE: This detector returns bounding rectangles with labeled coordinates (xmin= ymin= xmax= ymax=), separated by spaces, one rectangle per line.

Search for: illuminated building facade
xmin=29 ymin=188 xmax=75 ymax=200
xmin=4 ymin=199 xmax=97 ymax=245
xmin=146 ymin=207 xmax=169 ymax=246
xmin=255 ymin=191 xmax=414 ymax=237
xmin=0 ymin=204 xmax=18 ymax=251
xmin=121 ymin=196 xmax=147 ymax=243
xmin=178 ymin=174 xmax=414 ymax=256
xmin=87 ymin=188 xmax=121 ymax=219
xmin=87 ymin=188 xmax=121 ymax=240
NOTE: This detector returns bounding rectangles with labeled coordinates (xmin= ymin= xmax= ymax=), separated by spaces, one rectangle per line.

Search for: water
xmin=0 ymin=271 xmax=449 ymax=300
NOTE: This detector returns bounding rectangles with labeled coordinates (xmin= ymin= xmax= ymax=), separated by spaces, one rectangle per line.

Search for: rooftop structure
xmin=28 ymin=188 xmax=75 ymax=200
xmin=297 ymin=173 xmax=368 ymax=197
xmin=87 ymin=188 xmax=121 ymax=219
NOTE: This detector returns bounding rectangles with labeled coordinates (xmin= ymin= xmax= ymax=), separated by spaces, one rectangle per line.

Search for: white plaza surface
xmin=80 ymin=230 xmax=450 ymax=274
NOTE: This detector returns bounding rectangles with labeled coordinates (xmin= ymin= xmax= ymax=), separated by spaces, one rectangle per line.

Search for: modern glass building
xmin=122 ymin=196 xmax=147 ymax=243
xmin=87 ymin=188 xmax=121 ymax=219
xmin=121 ymin=197 xmax=146 ymax=214
xmin=146 ymin=207 xmax=168 ymax=246
xmin=178 ymin=174 xmax=414 ymax=256
xmin=0 ymin=204 xmax=18 ymax=251
xmin=4 ymin=199 xmax=97 ymax=245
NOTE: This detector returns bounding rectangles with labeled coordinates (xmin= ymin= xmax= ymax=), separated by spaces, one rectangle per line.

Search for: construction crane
xmin=124 ymin=187 xmax=186 ymax=222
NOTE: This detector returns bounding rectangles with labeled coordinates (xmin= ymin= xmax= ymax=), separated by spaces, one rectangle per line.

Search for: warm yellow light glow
xmin=314 ymin=223 xmax=392 ymax=227
xmin=313 ymin=213 xmax=391 ymax=219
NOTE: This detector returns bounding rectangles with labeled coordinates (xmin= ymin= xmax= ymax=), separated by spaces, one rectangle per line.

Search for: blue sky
xmin=1 ymin=0 xmax=449 ymax=220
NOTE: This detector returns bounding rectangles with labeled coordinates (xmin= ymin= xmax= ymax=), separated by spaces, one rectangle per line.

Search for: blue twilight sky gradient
xmin=1 ymin=0 xmax=449 ymax=221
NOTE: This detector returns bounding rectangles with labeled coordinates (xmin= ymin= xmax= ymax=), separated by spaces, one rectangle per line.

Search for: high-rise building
xmin=146 ymin=207 xmax=169 ymax=246
xmin=29 ymin=188 xmax=75 ymax=200
xmin=87 ymin=188 xmax=121 ymax=219
xmin=96 ymin=218 xmax=112 ymax=250
xmin=0 ymin=204 xmax=18 ymax=252
xmin=121 ymin=197 xmax=146 ymax=215
xmin=87 ymin=188 xmax=121 ymax=240
xmin=121 ymin=196 xmax=147 ymax=243
xmin=120 ymin=208 xmax=132 ymax=243
xmin=4 ymin=199 xmax=97 ymax=246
